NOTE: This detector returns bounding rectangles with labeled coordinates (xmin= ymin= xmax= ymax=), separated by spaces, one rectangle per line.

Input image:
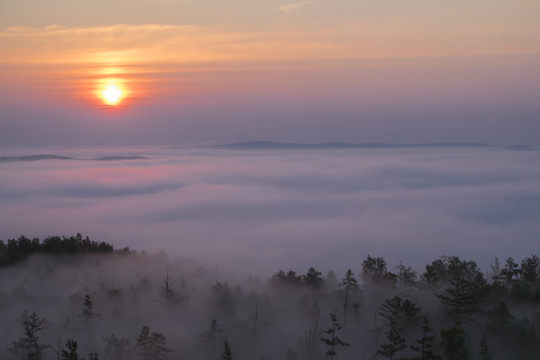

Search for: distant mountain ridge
xmin=214 ymin=141 xmax=493 ymax=150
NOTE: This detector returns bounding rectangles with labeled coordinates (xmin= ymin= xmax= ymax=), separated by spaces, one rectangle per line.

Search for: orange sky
xmin=1 ymin=0 xmax=540 ymax=144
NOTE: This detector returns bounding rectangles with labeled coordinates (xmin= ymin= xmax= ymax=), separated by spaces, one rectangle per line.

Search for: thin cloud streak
xmin=278 ymin=1 xmax=313 ymax=15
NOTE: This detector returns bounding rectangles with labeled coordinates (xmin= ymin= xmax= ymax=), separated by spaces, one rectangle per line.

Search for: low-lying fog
xmin=0 ymin=248 xmax=539 ymax=359
xmin=1 ymin=145 xmax=540 ymax=276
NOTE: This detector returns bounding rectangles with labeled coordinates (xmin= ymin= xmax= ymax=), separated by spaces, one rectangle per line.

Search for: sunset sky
xmin=1 ymin=0 xmax=540 ymax=145
xmin=1 ymin=1 xmax=540 ymax=277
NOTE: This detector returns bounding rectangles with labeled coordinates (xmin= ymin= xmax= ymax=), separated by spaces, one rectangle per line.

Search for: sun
xmin=101 ymin=84 xmax=122 ymax=105
xmin=97 ymin=79 xmax=127 ymax=107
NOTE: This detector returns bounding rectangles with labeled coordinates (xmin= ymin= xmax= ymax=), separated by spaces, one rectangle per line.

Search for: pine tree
xmin=82 ymin=294 xmax=96 ymax=320
xmin=61 ymin=339 xmax=79 ymax=360
xmin=201 ymin=319 xmax=224 ymax=351
xmin=435 ymin=257 xmax=480 ymax=324
xmin=410 ymin=317 xmax=441 ymax=360
xmin=136 ymin=326 xmax=152 ymax=360
xmin=221 ymin=340 xmax=232 ymax=360
xmin=395 ymin=261 xmax=417 ymax=290
xmin=8 ymin=311 xmax=49 ymax=360
xmin=149 ymin=332 xmax=170 ymax=360
xmin=500 ymin=257 xmax=520 ymax=289
xmin=338 ymin=269 xmax=359 ymax=327
xmin=486 ymin=302 xmax=514 ymax=334
xmin=320 ymin=313 xmax=350 ymax=360
xmin=518 ymin=255 xmax=540 ymax=299
xmin=468 ymin=272 xmax=490 ymax=310
xmin=440 ymin=327 xmax=468 ymax=360
xmin=136 ymin=325 xmax=172 ymax=360
xmin=419 ymin=264 xmax=440 ymax=290
xmin=103 ymin=333 xmax=130 ymax=360
xmin=400 ymin=298 xmax=422 ymax=345
xmin=302 ymin=267 xmax=325 ymax=289
xmin=362 ymin=255 xmax=393 ymax=286
xmin=376 ymin=296 xmax=422 ymax=359
xmin=377 ymin=320 xmax=406 ymax=360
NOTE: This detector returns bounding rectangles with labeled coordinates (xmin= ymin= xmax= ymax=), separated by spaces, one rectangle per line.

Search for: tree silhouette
xmin=411 ymin=316 xmax=441 ymax=360
xmin=103 ymin=333 xmax=129 ymax=360
xmin=82 ymin=294 xmax=96 ymax=321
xmin=221 ymin=340 xmax=232 ymax=360
xmin=338 ymin=269 xmax=359 ymax=327
xmin=377 ymin=296 xmax=422 ymax=359
xmin=377 ymin=299 xmax=406 ymax=359
xmin=517 ymin=255 xmax=540 ymax=300
xmin=435 ymin=257 xmax=481 ymax=324
xmin=60 ymin=339 xmax=79 ymax=360
xmin=269 ymin=270 xmax=302 ymax=287
xmin=8 ymin=311 xmax=50 ymax=360
xmin=321 ymin=313 xmax=349 ymax=360
xmin=136 ymin=325 xmax=171 ymax=360
xmin=500 ymin=257 xmax=520 ymax=289
xmin=440 ymin=326 xmax=468 ymax=360
xmin=395 ymin=261 xmax=417 ymax=290
xmin=362 ymin=255 xmax=395 ymax=286
xmin=419 ymin=263 xmax=440 ymax=290
xmin=2 ymin=238 xmax=540 ymax=360
xmin=0 ymin=234 xmax=114 ymax=267
xmin=160 ymin=268 xmax=177 ymax=304
xmin=302 ymin=267 xmax=325 ymax=289
xmin=201 ymin=319 xmax=225 ymax=354
xmin=486 ymin=302 xmax=514 ymax=334
xmin=136 ymin=326 xmax=152 ymax=360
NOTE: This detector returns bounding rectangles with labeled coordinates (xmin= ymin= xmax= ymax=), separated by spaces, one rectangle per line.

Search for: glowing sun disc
xmin=101 ymin=84 xmax=123 ymax=106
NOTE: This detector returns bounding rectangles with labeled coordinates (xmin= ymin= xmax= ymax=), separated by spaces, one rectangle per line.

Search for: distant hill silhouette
xmin=214 ymin=141 xmax=492 ymax=150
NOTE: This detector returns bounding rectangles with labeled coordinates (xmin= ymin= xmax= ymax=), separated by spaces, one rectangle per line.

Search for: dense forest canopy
xmin=0 ymin=233 xmax=114 ymax=267
xmin=0 ymin=234 xmax=539 ymax=360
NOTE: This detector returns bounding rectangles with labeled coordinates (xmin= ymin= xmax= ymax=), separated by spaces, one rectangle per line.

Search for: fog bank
xmin=1 ymin=145 xmax=539 ymax=276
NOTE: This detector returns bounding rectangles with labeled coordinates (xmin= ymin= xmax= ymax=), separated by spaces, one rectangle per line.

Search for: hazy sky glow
xmin=1 ymin=2 xmax=540 ymax=276
xmin=1 ymin=0 xmax=540 ymax=145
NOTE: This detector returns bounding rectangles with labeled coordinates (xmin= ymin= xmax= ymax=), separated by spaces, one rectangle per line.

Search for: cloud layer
xmin=1 ymin=145 xmax=539 ymax=276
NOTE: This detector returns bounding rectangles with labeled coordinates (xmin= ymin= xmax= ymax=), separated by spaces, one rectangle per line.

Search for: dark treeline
xmin=0 ymin=235 xmax=539 ymax=360
xmin=0 ymin=233 xmax=114 ymax=266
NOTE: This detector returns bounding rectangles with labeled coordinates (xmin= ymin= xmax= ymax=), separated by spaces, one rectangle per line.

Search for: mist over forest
xmin=1 ymin=146 xmax=540 ymax=359
xmin=1 ymin=234 xmax=539 ymax=360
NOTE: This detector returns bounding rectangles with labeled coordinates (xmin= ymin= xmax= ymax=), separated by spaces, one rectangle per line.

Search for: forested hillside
xmin=1 ymin=235 xmax=539 ymax=360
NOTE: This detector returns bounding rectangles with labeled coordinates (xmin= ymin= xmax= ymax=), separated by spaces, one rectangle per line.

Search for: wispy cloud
xmin=278 ymin=1 xmax=313 ymax=15
xmin=0 ymin=23 xmax=357 ymax=65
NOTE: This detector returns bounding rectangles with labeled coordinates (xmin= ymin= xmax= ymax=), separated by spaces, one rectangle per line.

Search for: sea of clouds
xmin=1 ymin=145 xmax=539 ymax=277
